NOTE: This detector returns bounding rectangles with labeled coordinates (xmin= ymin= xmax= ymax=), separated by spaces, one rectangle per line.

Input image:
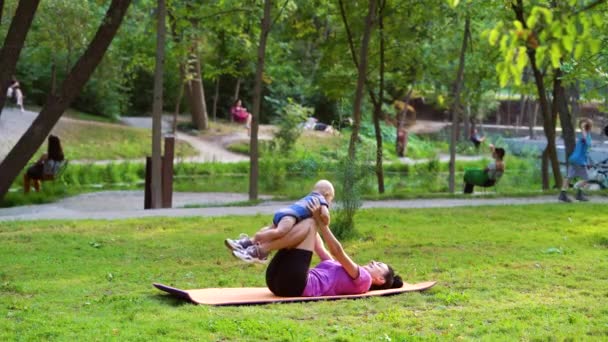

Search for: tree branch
xmin=338 ymin=0 xmax=359 ymax=68
xmin=270 ymin=0 xmax=289 ymax=32
xmin=576 ymin=0 xmax=607 ymax=14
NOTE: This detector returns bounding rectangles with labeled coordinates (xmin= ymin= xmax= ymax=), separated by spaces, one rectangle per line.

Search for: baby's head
xmin=313 ymin=180 xmax=335 ymax=203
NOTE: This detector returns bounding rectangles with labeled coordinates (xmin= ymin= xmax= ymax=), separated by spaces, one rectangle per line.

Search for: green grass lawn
xmin=48 ymin=120 xmax=197 ymax=161
xmin=1 ymin=204 xmax=607 ymax=340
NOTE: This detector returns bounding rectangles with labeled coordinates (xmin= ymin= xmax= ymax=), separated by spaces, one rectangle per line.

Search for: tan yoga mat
xmin=153 ymin=281 xmax=437 ymax=306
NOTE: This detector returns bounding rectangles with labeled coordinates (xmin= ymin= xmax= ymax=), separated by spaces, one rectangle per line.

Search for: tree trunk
xmin=569 ymin=82 xmax=580 ymax=127
xmin=517 ymin=95 xmax=526 ymax=135
xmin=529 ymin=100 xmax=538 ymax=139
xmin=0 ymin=0 xmax=4 ymax=25
xmin=212 ymin=77 xmax=220 ymax=121
xmin=553 ymin=67 xmax=575 ymax=164
xmin=50 ymin=62 xmax=57 ymax=95
xmin=541 ymin=148 xmax=550 ymax=189
xmin=150 ymin=0 xmax=166 ymax=209
xmin=373 ymin=0 xmax=386 ymax=194
xmin=506 ymin=90 xmax=512 ymax=126
xmin=513 ymin=0 xmax=561 ymax=189
xmin=249 ymin=0 xmax=272 ymax=200
xmin=0 ymin=0 xmax=132 ymax=200
xmin=173 ymin=64 xmax=185 ymax=134
xmin=233 ymin=78 xmax=241 ymax=102
xmin=185 ymin=52 xmax=208 ymax=130
xmin=232 ymin=78 xmax=241 ymax=122
xmin=396 ymin=89 xmax=413 ymax=157
xmin=348 ymin=0 xmax=376 ymax=160
xmin=0 ymin=0 xmax=41 ymax=115
xmin=463 ymin=102 xmax=471 ymax=141
xmin=448 ymin=17 xmax=470 ymax=193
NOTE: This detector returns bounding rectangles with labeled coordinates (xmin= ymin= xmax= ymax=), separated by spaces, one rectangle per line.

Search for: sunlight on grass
xmin=47 ymin=120 xmax=197 ymax=160
xmin=1 ymin=204 xmax=607 ymax=340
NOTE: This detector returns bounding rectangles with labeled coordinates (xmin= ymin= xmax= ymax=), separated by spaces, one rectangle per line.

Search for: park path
xmin=1 ymin=107 xmax=487 ymax=166
xmin=1 ymin=190 xmax=606 ymax=221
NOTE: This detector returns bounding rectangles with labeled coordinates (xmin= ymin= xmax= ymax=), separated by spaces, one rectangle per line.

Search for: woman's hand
xmin=307 ymin=197 xmax=322 ymax=220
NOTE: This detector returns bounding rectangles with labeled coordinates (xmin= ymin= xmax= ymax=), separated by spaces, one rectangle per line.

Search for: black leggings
xmin=265 ymin=248 xmax=312 ymax=297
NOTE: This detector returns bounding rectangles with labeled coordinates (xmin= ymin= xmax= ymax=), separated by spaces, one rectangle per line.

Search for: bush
xmin=272 ymin=98 xmax=312 ymax=154
xmin=332 ymin=155 xmax=373 ymax=240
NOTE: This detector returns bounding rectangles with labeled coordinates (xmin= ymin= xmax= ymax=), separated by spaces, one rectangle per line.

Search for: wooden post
xmin=144 ymin=156 xmax=152 ymax=209
xmin=162 ymin=135 xmax=175 ymax=208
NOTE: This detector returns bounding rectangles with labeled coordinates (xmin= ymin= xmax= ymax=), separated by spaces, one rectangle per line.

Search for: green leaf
xmin=536 ymin=46 xmax=547 ymax=66
xmin=540 ymin=8 xmax=553 ymax=23
xmin=566 ymin=20 xmax=577 ymax=36
xmin=513 ymin=20 xmax=523 ymax=31
xmin=489 ymin=28 xmax=500 ymax=46
xmin=562 ymin=35 xmax=574 ymax=52
xmin=516 ymin=47 xmax=528 ymax=71
xmin=499 ymin=35 xmax=509 ymax=52
xmin=526 ymin=13 xmax=538 ymax=29
xmin=448 ymin=0 xmax=460 ymax=7
xmin=589 ymin=39 xmax=601 ymax=54
xmin=550 ymin=21 xmax=562 ymax=38
xmin=497 ymin=62 xmax=509 ymax=87
xmin=574 ymin=44 xmax=585 ymax=60
xmin=550 ymin=43 xmax=561 ymax=68
xmin=591 ymin=13 xmax=603 ymax=28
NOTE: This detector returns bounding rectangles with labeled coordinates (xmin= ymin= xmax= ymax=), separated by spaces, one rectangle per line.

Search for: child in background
xmin=559 ymin=119 xmax=593 ymax=202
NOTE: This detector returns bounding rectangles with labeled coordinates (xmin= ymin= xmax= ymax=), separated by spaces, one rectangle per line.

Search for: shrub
xmin=332 ymin=155 xmax=373 ymax=240
xmin=272 ymin=98 xmax=312 ymax=154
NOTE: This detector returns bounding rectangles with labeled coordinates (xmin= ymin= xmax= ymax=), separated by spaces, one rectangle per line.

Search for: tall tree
xmin=347 ymin=0 xmax=376 ymax=160
xmin=512 ymin=1 xmax=561 ymax=188
xmin=489 ymin=0 xmax=606 ymax=189
xmin=184 ymin=49 xmax=209 ymax=130
xmin=448 ymin=16 xmax=470 ymax=193
xmin=372 ymin=0 xmax=386 ymax=194
xmin=0 ymin=0 xmax=40 ymax=116
xmin=0 ymin=0 xmax=132 ymax=200
xmin=249 ymin=0 xmax=272 ymax=200
xmin=150 ymin=0 xmax=166 ymax=209
xmin=338 ymin=0 xmax=385 ymax=192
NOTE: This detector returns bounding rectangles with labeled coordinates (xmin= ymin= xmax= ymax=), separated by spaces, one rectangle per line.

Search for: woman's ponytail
xmin=391 ymin=275 xmax=403 ymax=289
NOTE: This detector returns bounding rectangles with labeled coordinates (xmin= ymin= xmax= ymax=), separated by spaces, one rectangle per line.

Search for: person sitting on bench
xmin=230 ymin=99 xmax=252 ymax=135
xmin=463 ymin=144 xmax=505 ymax=194
xmin=23 ymin=135 xmax=65 ymax=193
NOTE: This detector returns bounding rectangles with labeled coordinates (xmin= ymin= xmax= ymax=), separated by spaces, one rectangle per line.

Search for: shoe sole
xmin=232 ymin=250 xmax=267 ymax=264
xmin=224 ymin=239 xmax=239 ymax=252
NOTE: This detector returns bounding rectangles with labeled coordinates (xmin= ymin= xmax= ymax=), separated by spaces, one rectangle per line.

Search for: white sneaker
xmin=232 ymin=245 xmax=268 ymax=264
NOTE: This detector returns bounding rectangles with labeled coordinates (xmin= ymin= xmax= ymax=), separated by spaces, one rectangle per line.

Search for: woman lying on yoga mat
xmin=235 ymin=199 xmax=403 ymax=297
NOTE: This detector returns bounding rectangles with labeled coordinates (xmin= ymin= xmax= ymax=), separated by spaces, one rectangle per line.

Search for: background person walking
xmin=559 ymin=119 xmax=593 ymax=202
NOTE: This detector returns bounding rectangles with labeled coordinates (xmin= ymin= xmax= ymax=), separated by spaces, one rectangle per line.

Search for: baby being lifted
xmin=224 ymin=179 xmax=335 ymax=263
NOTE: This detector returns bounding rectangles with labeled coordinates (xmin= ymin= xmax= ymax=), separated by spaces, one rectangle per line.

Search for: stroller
xmin=585 ymin=158 xmax=608 ymax=190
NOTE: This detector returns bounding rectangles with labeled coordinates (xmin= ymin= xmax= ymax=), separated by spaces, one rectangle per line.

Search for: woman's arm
xmin=316 ymin=223 xmax=360 ymax=279
xmin=314 ymin=232 xmax=333 ymax=261
xmin=307 ymin=198 xmax=359 ymax=278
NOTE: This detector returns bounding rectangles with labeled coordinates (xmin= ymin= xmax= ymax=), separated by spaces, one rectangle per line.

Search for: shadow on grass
xmin=150 ymin=293 xmax=193 ymax=307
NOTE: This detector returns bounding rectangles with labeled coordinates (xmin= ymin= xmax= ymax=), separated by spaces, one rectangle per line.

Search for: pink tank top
xmin=302 ymin=260 xmax=371 ymax=297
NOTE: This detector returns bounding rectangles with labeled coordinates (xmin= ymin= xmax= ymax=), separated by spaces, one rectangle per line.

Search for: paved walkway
xmin=1 ymin=191 xmax=605 ymax=221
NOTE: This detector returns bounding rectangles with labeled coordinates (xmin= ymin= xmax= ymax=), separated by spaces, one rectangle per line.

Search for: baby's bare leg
xmin=258 ymin=218 xmax=316 ymax=253
xmin=254 ymin=216 xmax=296 ymax=244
